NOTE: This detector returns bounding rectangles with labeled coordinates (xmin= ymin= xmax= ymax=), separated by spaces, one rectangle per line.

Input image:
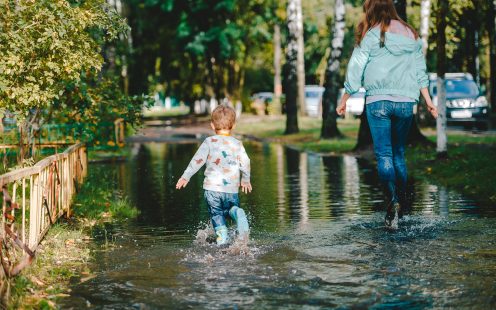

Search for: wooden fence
xmin=0 ymin=143 xmax=87 ymax=282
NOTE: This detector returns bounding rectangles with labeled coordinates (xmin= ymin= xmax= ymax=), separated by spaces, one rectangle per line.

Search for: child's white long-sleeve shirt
xmin=180 ymin=135 xmax=251 ymax=194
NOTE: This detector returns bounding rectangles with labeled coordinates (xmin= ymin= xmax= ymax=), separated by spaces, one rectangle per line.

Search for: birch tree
xmin=489 ymin=0 xmax=496 ymax=112
xmin=273 ymin=24 xmax=282 ymax=115
xmin=321 ymin=0 xmax=345 ymax=139
xmin=436 ymin=0 xmax=448 ymax=157
xmin=420 ymin=0 xmax=431 ymax=55
xmin=296 ymin=0 xmax=306 ymax=116
xmin=284 ymin=0 xmax=302 ymax=134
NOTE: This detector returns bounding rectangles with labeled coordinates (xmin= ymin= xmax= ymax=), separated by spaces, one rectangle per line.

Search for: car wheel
xmin=476 ymin=121 xmax=489 ymax=131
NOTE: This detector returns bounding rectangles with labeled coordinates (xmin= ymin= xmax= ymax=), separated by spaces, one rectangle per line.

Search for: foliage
xmin=49 ymin=73 xmax=149 ymax=145
xmin=0 ymin=0 xmax=128 ymax=120
xmin=125 ymin=0 xmax=279 ymax=103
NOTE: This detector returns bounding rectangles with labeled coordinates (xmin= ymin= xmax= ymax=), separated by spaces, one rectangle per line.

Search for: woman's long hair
xmin=355 ymin=0 xmax=418 ymax=46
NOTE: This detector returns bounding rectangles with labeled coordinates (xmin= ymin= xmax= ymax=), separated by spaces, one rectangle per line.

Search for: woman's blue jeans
xmin=366 ymin=101 xmax=414 ymax=205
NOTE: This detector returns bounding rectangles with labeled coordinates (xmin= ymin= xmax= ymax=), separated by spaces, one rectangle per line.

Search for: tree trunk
xmin=284 ymin=0 xmax=301 ymax=134
xmin=393 ymin=0 xmax=407 ymax=20
xmin=321 ymin=0 xmax=345 ymax=139
xmin=464 ymin=7 xmax=478 ymax=83
xmin=273 ymin=24 xmax=282 ymax=115
xmin=436 ymin=0 xmax=448 ymax=157
xmin=420 ymin=0 xmax=431 ymax=56
xmin=488 ymin=0 xmax=496 ymax=111
xmin=354 ymin=111 xmax=373 ymax=151
xmin=295 ymin=0 xmax=306 ymax=116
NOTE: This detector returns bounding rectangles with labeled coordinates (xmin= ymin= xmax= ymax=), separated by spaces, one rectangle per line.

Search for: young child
xmin=176 ymin=105 xmax=252 ymax=245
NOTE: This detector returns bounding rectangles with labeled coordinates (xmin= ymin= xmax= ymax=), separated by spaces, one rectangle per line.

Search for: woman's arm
xmin=339 ymin=35 xmax=373 ymax=116
xmin=420 ymin=87 xmax=438 ymax=118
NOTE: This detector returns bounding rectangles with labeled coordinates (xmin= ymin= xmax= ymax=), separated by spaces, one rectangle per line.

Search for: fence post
xmin=28 ymin=173 xmax=39 ymax=249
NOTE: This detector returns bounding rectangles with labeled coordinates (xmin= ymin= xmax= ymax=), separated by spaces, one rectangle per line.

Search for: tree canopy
xmin=0 ymin=0 xmax=128 ymax=120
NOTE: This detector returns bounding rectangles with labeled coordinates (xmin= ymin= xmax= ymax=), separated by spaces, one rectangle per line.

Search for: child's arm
xmin=176 ymin=140 xmax=209 ymax=189
xmin=238 ymin=142 xmax=252 ymax=193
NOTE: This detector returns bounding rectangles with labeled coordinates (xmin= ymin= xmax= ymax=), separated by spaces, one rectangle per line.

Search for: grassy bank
xmin=9 ymin=224 xmax=92 ymax=309
xmin=237 ymin=115 xmax=496 ymax=203
xmin=9 ymin=165 xmax=139 ymax=308
xmin=407 ymin=133 xmax=496 ymax=203
xmin=237 ymin=115 xmax=359 ymax=154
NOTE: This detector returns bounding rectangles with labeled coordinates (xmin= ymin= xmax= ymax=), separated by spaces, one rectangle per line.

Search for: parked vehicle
xmin=429 ymin=73 xmax=490 ymax=130
xmin=337 ymin=87 xmax=366 ymax=117
xmin=1 ymin=111 xmax=17 ymax=131
xmin=250 ymin=92 xmax=273 ymax=115
xmin=305 ymin=85 xmax=325 ymax=117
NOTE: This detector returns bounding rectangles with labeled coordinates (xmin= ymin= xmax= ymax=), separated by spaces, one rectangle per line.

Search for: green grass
xmin=236 ymin=115 xmax=359 ymax=153
xmin=9 ymin=224 xmax=91 ymax=309
xmin=109 ymin=197 xmax=139 ymax=219
xmin=88 ymin=146 xmax=130 ymax=162
xmin=72 ymin=178 xmax=139 ymax=222
xmin=407 ymin=143 xmax=496 ymax=203
xmin=142 ymin=105 xmax=190 ymax=118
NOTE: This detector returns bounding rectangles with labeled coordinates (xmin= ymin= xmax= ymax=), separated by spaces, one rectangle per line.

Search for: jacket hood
xmin=369 ymin=28 xmax=421 ymax=55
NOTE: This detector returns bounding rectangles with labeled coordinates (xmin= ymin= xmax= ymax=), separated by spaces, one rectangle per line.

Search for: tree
xmin=436 ymin=0 xmax=448 ymax=157
xmin=488 ymin=0 xmax=496 ymax=112
xmin=295 ymin=0 xmax=306 ymax=116
xmin=0 ymin=0 xmax=128 ymax=159
xmin=321 ymin=0 xmax=345 ymax=139
xmin=273 ymin=24 xmax=283 ymax=114
xmin=0 ymin=0 xmax=126 ymax=116
xmin=284 ymin=0 xmax=303 ymax=134
xmin=420 ymin=0 xmax=431 ymax=56
xmin=393 ymin=0 xmax=407 ymax=20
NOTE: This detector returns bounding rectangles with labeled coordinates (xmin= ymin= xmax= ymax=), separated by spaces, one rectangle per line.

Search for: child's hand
xmin=241 ymin=182 xmax=252 ymax=194
xmin=176 ymin=178 xmax=189 ymax=189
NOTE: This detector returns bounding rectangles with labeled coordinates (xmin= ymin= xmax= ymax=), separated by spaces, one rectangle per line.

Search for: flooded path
xmin=61 ymin=142 xmax=496 ymax=309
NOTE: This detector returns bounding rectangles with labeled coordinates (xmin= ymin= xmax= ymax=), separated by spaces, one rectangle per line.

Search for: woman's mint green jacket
xmin=344 ymin=28 xmax=429 ymax=102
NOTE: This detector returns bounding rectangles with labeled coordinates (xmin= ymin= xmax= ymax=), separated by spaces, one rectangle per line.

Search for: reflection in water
xmin=343 ymin=155 xmax=360 ymax=212
xmin=60 ymin=142 xmax=496 ymax=309
xmin=276 ymin=144 xmax=285 ymax=222
xmin=438 ymin=185 xmax=449 ymax=218
xmin=298 ymin=152 xmax=309 ymax=229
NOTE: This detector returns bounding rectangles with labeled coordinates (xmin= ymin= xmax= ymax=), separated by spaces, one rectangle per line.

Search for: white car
xmin=338 ymin=88 xmax=366 ymax=117
xmin=305 ymin=85 xmax=325 ymax=117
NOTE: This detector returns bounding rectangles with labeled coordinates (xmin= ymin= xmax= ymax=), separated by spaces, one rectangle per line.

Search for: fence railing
xmin=0 ymin=120 xmax=124 ymax=149
xmin=0 ymin=143 xmax=87 ymax=279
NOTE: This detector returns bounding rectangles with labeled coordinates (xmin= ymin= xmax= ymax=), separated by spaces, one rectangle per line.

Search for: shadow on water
xmin=60 ymin=142 xmax=496 ymax=309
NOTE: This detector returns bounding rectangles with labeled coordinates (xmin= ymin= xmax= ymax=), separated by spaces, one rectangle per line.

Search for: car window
xmin=305 ymin=91 xmax=321 ymax=98
xmin=430 ymin=79 xmax=479 ymax=98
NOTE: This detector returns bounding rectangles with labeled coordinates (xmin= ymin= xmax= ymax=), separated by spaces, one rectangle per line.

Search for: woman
xmin=336 ymin=0 xmax=438 ymax=229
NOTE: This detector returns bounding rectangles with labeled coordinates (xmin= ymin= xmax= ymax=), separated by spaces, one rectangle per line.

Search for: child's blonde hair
xmin=211 ymin=105 xmax=236 ymax=130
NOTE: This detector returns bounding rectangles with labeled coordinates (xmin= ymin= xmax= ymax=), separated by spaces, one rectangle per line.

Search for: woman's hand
xmin=336 ymin=92 xmax=351 ymax=116
xmin=336 ymin=102 xmax=346 ymax=116
xmin=420 ymin=87 xmax=438 ymax=119
xmin=426 ymin=101 xmax=438 ymax=119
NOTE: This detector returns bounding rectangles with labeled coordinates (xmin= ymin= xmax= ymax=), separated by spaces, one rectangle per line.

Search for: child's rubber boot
xmin=229 ymin=206 xmax=249 ymax=238
xmin=214 ymin=225 xmax=229 ymax=246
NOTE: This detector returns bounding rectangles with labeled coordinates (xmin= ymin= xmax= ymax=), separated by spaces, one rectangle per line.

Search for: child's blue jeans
xmin=204 ymin=190 xmax=240 ymax=228
xmin=366 ymin=101 xmax=414 ymax=204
